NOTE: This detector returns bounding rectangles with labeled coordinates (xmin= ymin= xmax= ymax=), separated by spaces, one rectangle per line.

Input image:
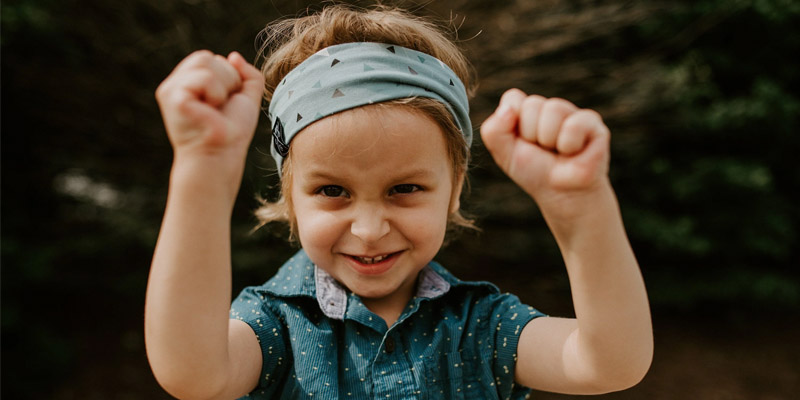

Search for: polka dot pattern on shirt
xmin=230 ymin=250 xmax=545 ymax=399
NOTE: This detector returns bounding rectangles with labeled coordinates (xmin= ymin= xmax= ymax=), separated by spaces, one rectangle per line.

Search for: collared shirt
xmin=230 ymin=250 xmax=545 ymax=400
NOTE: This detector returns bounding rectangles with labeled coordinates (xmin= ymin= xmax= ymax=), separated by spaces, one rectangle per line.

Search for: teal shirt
xmin=230 ymin=250 xmax=545 ymax=399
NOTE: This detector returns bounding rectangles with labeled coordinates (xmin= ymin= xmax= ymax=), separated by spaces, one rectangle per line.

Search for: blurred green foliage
xmin=2 ymin=0 xmax=798 ymax=398
xmin=615 ymin=0 xmax=800 ymax=309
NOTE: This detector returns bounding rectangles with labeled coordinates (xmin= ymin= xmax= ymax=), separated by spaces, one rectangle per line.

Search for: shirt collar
xmin=260 ymin=249 xmax=497 ymax=320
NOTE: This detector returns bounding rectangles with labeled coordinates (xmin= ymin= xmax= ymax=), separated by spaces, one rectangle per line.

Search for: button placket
xmin=384 ymin=336 xmax=396 ymax=354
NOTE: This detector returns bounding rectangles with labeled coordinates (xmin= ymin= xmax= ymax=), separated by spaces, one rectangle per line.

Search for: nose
xmin=350 ymin=203 xmax=390 ymax=243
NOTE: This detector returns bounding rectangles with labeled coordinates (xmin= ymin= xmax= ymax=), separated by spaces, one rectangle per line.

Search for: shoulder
xmin=427 ymin=261 xmax=545 ymax=336
xmin=424 ymin=263 xmax=544 ymax=399
xmin=230 ymin=250 xmax=319 ymax=323
xmin=430 ymin=261 xmax=538 ymax=313
xmin=252 ymin=250 xmax=317 ymax=294
xmin=233 ymin=250 xmax=317 ymax=305
xmin=428 ymin=261 xmax=500 ymax=295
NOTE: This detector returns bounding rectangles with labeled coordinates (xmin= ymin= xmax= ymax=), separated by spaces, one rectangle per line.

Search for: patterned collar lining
xmin=313 ymin=264 xmax=452 ymax=321
xmin=256 ymin=250 xmax=499 ymax=321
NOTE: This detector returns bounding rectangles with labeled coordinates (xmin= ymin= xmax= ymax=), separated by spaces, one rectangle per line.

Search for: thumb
xmin=480 ymin=89 xmax=526 ymax=171
xmin=227 ymin=51 xmax=264 ymax=104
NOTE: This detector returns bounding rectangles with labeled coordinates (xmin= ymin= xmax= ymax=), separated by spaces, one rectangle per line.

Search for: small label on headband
xmin=272 ymin=117 xmax=289 ymax=157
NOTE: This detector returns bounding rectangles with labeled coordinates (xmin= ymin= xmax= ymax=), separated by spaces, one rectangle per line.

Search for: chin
xmin=349 ymin=284 xmax=397 ymax=300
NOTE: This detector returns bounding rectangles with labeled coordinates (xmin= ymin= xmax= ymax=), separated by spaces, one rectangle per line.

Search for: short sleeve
xmin=486 ymin=292 xmax=546 ymax=400
xmin=230 ymin=286 xmax=289 ymax=398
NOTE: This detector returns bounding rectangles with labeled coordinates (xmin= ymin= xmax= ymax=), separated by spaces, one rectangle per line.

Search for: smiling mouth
xmin=348 ymin=251 xmax=400 ymax=265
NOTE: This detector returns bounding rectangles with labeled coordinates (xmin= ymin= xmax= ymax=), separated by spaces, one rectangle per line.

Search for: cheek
xmin=396 ymin=202 xmax=450 ymax=245
xmin=294 ymin=204 xmax=346 ymax=249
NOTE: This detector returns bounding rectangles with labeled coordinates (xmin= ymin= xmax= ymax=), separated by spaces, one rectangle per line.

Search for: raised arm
xmin=144 ymin=51 xmax=264 ymax=400
xmin=481 ymin=89 xmax=653 ymax=394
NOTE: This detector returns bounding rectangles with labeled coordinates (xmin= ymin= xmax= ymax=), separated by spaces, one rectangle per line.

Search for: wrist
xmin=170 ymin=153 xmax=246 ymax=207
xmin=536 ymin=178 xmax=620 ymax=236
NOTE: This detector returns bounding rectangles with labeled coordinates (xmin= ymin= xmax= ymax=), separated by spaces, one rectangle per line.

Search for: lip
xmin=343 ymin=251 xmax=403 ymax=276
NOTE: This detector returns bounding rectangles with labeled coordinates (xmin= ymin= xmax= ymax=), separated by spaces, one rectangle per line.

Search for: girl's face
xmin=290 ymin=105 xmax=461 ymax=311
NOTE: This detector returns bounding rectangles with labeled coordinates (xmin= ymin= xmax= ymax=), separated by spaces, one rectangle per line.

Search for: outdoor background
xmin=2 ymin=0 xmax=799 ymax=398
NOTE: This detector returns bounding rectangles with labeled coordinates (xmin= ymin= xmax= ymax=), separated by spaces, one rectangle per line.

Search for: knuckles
xmin=501 ymin=88 xmax=527 ymax=103
xmin=517 ymin=96 xmax=578 ymax=125
xmin=155 ymin=50 xmax=221 ymax=100
xmin=493 ymin=91 xmax=608 ymax=141
xmin=155 ymin=81 xmax=168 ymax=102
xmin=519 ymin=95 xmax=545 ymax=114
xmin=185 ymin=49 xmax=215 ymax=66
xmin=540 ymin=97 xmax=577 ymax=116
xmin=562 ymin=109 xmax=600 ymax=131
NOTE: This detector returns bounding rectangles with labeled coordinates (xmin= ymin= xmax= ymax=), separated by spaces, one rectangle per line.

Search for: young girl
xmin=145 ymin=5 xmax=653 ymax=400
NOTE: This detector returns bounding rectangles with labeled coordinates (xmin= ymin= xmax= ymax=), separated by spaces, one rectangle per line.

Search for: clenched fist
xmin=481 ymin=89 xmax=611 ymax=215
xmin=156 ymin=51 xmax=264 ymax=158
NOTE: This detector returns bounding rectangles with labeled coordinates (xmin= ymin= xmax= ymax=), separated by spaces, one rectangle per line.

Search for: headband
xmin=267 ymin=42 xmax=472 ymax=173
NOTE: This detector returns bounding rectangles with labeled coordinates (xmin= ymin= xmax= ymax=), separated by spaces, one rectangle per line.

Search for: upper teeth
xmin=356 ymin=255 xmax=389 ymax=264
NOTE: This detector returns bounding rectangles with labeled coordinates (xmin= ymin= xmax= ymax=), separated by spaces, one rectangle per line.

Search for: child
xmin=145 ymin=5 xmax=653 ymax=400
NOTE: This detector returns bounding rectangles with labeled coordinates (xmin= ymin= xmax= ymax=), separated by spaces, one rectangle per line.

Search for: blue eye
xmin=319 ymin=185 xmax=347 ymax=197
xmin=390 ymin=184 xmax=421 ymax=195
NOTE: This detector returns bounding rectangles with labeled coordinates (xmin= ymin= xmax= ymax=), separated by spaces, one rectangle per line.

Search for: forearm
xmin=145 ymin=157 xmax=242 ymax=397
xmin=542 ymin=181 xmax=653 ymax=387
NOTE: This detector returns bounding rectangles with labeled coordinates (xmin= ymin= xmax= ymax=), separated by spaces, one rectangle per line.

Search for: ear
xmin=449 ymin=172 xmax=465 ymax=214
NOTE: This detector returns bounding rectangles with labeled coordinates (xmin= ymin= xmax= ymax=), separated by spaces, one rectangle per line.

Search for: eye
xmin=318 ymin=185 xmax=348 ymax=198
xmin=390 ymin=184 xmax=421 ymax=195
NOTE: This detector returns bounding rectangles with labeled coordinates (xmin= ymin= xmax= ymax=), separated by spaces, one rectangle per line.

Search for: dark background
xmin=2 ymin=0 xmax=799 ymax=398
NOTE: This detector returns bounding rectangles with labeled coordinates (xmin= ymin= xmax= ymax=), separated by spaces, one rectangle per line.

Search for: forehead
xmin=289 ymin=105 xmax=452 ymax=179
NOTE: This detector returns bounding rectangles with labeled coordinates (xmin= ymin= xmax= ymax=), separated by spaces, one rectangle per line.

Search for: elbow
xmin=145 ymin=334 xmax=229 ymax=400
xmin=154 ymin=375 xmax=228 ymax=400
xmin=594 ymin=345 xmax=654 ymax=393
xmin=148 ymin=355 xmax=228 ymax=400
xmin=622 ymin=334 xmax=655 ymax=389
xmin=577 ymin=341 xmax=653 ymax=394
xmin=151 ymin=370 xmax=225 ymax=400
xmin=579 ymin=367 xmax=650 ymax=395
xmin=610 ymin=357 xmax=652 ymax=392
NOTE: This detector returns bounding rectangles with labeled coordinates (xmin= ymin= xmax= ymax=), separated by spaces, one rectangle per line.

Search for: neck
xmin=361 ymin=279 xmax=417 ymax=328
xmin=361 ymin=299 xmax=404 ymax=327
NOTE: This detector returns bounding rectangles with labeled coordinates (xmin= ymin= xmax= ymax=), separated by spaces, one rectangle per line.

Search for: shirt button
xmin=385 ymin=337 xmax=396 ymax=353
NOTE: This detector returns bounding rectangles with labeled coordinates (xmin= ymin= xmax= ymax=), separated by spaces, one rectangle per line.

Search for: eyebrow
xmin=303 ymin=170 xmax=341 ymax=181
xmin=390 ymin=168 xmax=437 ymax=181
xmin=302 ymin=168 xmax=437 ymax=182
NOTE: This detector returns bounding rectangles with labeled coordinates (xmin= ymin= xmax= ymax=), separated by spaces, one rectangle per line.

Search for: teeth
xmin=355 ymin=254 xmax=389 ymax=264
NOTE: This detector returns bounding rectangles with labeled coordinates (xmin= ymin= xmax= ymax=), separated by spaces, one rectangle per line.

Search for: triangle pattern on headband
xmin=268 ymin=42 xmax=472 ymax=176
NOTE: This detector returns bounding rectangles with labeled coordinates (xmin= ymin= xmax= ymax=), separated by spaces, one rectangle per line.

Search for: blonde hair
xmin=254 ymin=4 xmax=477 ymax=241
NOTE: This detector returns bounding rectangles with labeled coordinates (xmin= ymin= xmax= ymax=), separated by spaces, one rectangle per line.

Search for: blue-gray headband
xmin=268 ymin=42 xmax=472 ymax=173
